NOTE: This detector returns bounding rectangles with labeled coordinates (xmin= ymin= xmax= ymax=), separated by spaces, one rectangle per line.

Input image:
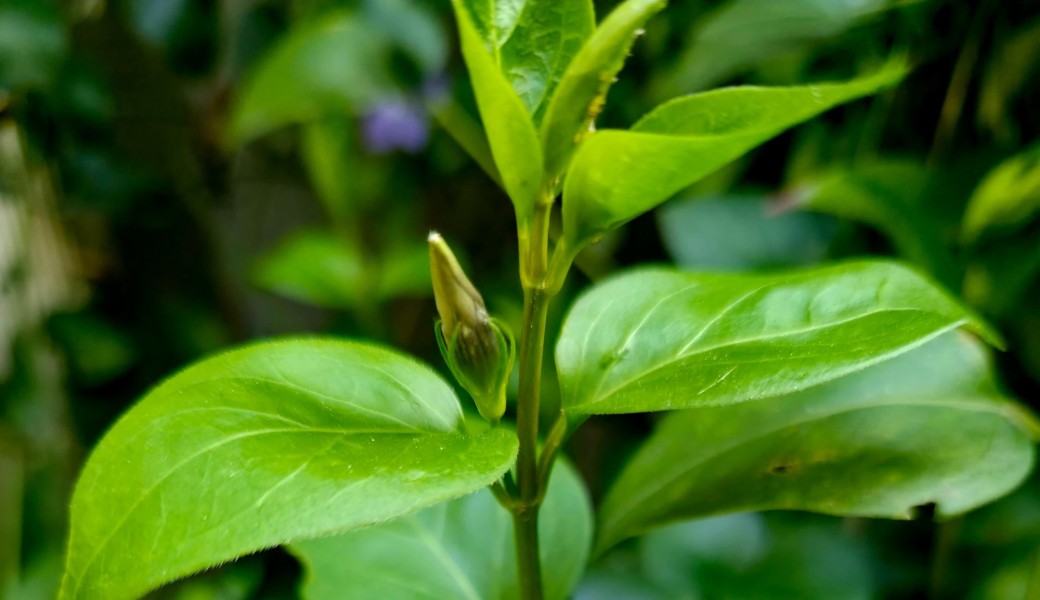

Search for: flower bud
xmin=428 ymin=232 xmax=514 ymax=423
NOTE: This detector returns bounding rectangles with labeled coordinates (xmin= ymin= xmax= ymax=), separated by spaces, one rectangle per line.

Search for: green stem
xmin=513 ymin=509 xmax=542 ymax=600
xmin=514 ymin=286 xmax=550 ymax=600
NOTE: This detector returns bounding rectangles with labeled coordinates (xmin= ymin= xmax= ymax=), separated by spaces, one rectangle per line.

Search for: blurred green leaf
xmin=654 ymin=0 xmax=898 ymax=96
xmin=797 ymin=160 xmax=960 ymax=286
xmin=658 ymin=193 xmax=836 ymax=271
xmin=363 ymin=0 xmax=448 ymax=76
xmin=451 ymin=0 xmax=544 ymax=217
xmin=556 ymin=261 xmax=997 ymax=416
xmin=47 ymin=313 xmax=135 ymax=387
xmin=0 ymin=0 xmax=65 ymax=91
xmin=638 ymin=514 xmax=874 ymax=600
xmin=252 ymin=230 xmax=364 ymax=309
xmin=562 ymin=62 xmax=906 ymax=247
xmin=59 ymin=339 xmax=518 ymax=599
xmin=540 ymin=0 xmax=666 ymax=181
xmin=962 ymin=144 xmax=1040 ymax=244
xmin=291 ymin=460 xmax=591 ymax=600
xmin=978 ymin=18 xmax=1040 ymax=144
xmin=231 ymin=12 xmax=397 ymax=142
xmin=302 ymin=117 xmax=358 ymax=221
xmin=377 ymin=241 xmax=432 ymax=299
xmin=596 ymin=333 xmax=1036 ymax=552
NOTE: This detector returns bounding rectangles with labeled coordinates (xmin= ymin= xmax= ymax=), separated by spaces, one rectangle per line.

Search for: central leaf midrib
xmin=582 ymin=306 xmax=944 ymax=408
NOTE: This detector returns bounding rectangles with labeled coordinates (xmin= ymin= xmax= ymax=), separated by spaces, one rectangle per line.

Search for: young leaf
xmin=555 ymin=261 xmax=999 ymax=415
xmin=290 ymin=460 xmax=593 ymax=600
xmin=961 ymin=143 xmax=1040 ymax=244
xmin=540 ymin=0 xmax=666 ymax=182
xmin=595 ymin=333 xmax=1036 ymax=552
xmin=231 ymin=13 xmax=397 ymax=142
xmin=451 ymin=1 xmax=544 ymax=217
xmin=59 ymin=339 xmax=518 ymax=600
xmin=452 ymin=0 xmax=595 ymax=120
xmin=562 ymin=62 xmax=906 ymax=248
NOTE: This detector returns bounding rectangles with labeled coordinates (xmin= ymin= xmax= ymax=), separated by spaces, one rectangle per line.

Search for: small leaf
xmin=252 ymin=230 xmax=364 ymax=309
xmin=453 ymin=0 xmax=595 ymax=121
xmin=961 ymin=144 xmax=1040 ymax=244
xmin=556 ymin=261 xmax=998 ymax=415
xmin=451 ymin=0 xmax=544 ymax=217
xmin=291 ymin=459 xmax=592 ymax=600
xmin=596 ymin=333 xmax=1036 ymax=552
xmin=540 ymin=0 xmax=666 ymax=181
xmin=562 ymin=62 xmax=906 ymax=247
xmin=231 ymin=12 xmax=397 ymax=142
xmin=59 ymin=339 xmax=518 ymax=600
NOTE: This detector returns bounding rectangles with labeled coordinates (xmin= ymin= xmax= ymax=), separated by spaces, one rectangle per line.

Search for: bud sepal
xmin=434 ymin=317 xmax=515 ymax=424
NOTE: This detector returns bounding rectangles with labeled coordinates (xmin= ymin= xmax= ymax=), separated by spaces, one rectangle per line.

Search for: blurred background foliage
xmin=1 ymin=0 xmax=1039 ymax=598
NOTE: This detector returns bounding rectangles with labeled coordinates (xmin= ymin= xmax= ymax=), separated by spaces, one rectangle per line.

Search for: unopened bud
xmin=428 ymin=232 xmax=514 ymax=423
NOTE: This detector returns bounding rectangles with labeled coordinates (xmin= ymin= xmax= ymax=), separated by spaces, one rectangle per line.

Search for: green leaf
xmin=252 ymin=230 xmax=364 ymax=309
xmin=302 ymin=117 xmax=359 ymax=222
xmin=59 ymin=339 xmax=518 ymax=600
xmin=451 ymin=1 xmax=544 ymax=217
xmin=231 ymin=12 xmax=396 ymax=142
xmin=291 ymin=459 xmax=592 ymax=600
xmin=562 ymin=62 xmax=906 ymax=247
xmin=636 ymin=514 xmax=874 ymax=600
xmin=596 ymin=332 xmax=1036 ymax=552
xmin=453 ymin=0 xmax=595 ymax=120
xmin=540 ymin=0 xmax=666 ymax=181
xmin=0 ymin=0 xmax=65 ymax=91
xmin=961 ymin=144 xmax=1040 ymax=244
xmin=653 ymin=0 xmax=896 ymax=96
xmin=556 ymin=261 xmax=998 ymax=416
xmin=796 ymin=160 xmax=959 ymax=286
xmin=658 ymin=193 xmax=836 ymax=271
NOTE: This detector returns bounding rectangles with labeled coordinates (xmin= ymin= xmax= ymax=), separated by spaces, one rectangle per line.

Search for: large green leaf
xmin=230 ymin=13 xmax=396 ymax=142
xmin=961 ymin=144 xmax=1040 ymax=244
xmin=562 ymin=62 xmax=906 ymax=247
xmin=291 ymin=460 xmax=592 ymax=600
xmin=595 ymin=333 xmax=1036 ymax=552
xmin=59 ymin=339 xmax=518 ymax=600
xmin=451 ymin=0 xmax=544 ymax=217
xmin=539 ymin=0 xmax=666 ymax=182
xmin=556 ymin=261 xmax=998 ymax=415
xmin=599 ymin=332 xmax=1035 ymax=553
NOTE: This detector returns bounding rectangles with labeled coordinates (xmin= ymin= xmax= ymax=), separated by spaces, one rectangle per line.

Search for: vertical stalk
xmin=514 ymin=286 xmax=551 ymax=600
xmin=513 ymin=199 xmax=554 ymax=600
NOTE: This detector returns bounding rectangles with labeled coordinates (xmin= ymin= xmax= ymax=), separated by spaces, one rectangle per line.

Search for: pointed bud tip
xmin=428 ymin=230 xmax=443 ymax=243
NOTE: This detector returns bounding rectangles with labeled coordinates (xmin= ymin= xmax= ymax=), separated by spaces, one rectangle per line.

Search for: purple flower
xmin=361 ymin=98 xmax=429 ymax=155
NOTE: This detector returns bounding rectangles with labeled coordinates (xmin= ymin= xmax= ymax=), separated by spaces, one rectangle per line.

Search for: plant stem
xmin=514 ymin=285 xmax=551 ymax=600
